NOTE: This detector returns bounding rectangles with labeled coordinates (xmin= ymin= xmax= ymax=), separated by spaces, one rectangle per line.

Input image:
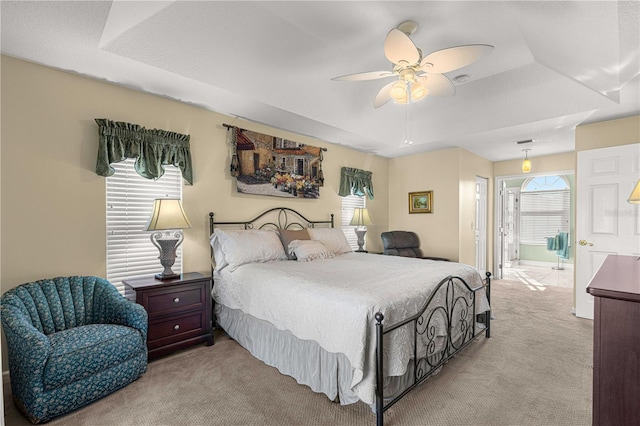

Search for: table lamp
xmin=349 ymin=207 xmax=373 ymax=252
xmin=145 ymin=198 xmax=192 ymax=280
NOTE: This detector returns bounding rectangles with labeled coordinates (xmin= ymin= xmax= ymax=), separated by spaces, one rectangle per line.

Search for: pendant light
xmin=521 ymin=149 xmax=532 ymax=173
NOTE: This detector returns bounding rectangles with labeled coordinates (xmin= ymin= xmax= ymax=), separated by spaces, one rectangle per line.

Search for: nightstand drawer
xmin=144 ymin=283 xmax=205 ymax=317
xmin=147 ymin=311 xmax=206 ymax=348
xmin=123 ymin=272 xmax=214 ymax=359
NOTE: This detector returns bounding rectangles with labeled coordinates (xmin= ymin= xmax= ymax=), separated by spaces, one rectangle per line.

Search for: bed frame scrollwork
xmin=375 ymin=273 xmax=491 ymax=426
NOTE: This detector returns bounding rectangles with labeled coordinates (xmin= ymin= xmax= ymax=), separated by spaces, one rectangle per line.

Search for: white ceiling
xmin=2 ymin=1 xmax=638 ymax=161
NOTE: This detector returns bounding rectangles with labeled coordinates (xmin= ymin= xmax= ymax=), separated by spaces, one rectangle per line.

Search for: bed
xmin=209 ymin=208 xmax=491 ymax=425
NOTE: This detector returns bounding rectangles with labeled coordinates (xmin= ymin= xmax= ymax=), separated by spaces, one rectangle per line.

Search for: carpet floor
xmin=3 ymin=279 xmax=593 ymax=426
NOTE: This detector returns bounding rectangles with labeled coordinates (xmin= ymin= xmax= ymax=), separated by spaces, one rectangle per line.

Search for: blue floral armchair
xmin=1 ymin=276 xmax=148 ymax=424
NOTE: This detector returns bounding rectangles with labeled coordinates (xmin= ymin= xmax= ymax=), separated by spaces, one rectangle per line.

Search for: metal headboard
xmin=208 ymin=207 xmax=334 ymax=273
xmin=208 ymin=207 xmax=334 ymax=234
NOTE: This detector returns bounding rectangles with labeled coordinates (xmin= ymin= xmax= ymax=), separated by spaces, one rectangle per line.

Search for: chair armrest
xmin=108 ymin=297 xmax=148 ymax=341
xmin=92 ymin=282 xmax=148 ymax=340
xmin=0 ymin=305 xmax=49 ymax=381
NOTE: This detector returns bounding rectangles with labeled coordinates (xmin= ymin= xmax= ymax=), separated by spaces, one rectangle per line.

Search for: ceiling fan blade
xmin=420 ymin=44 xmax=494 ymax=74
xmin=373 ymin=81 xmax=395 ymax=108
xmin=384 ymin=29 xmax=420 ymax=65
xmin=332 ymin=71 xmax=394 ymax=81
xmin=419 ymin=74 xmax=455 ymax=97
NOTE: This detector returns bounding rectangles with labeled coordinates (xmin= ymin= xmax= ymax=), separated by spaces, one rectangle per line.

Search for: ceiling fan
xmin=332 ymin=20 xmax=494 ymax=108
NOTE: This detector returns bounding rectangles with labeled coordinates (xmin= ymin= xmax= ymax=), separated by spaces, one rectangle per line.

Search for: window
xmin=520 ymin=175 xmax=570 ymax=245
xmin=341 ymin=194 xmax=366 ymax=250
xmin=106 ymin=159 xmax=183 ymax=293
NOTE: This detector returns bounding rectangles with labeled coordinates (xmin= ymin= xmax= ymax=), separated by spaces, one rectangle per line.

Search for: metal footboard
xmin=375 ymin=272 xmax=492 ymax=426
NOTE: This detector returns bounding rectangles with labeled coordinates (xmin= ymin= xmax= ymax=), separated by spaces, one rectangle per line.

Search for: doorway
xmin=495 ymin=172 xmax=575 ymax=289
xmin=475 ymin=176 xmax=488 ymax=276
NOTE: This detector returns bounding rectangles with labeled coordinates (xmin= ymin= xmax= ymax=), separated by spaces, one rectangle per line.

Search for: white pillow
xmin=288 ymin=240 xmax=335 ymax=262
xmin=307 ymin=228 xmax=352 ymax=255
xmin=210 ymin=229 xmax=288 ymax=272
xmin=209 ymin=232 xmax=227 ymax=271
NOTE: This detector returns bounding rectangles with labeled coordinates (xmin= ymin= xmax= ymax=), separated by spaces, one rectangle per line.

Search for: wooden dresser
xmin=124 ymin=272 xmax=213 ymax=360
xmin=586 ymin=255 xmax=640 ymax=426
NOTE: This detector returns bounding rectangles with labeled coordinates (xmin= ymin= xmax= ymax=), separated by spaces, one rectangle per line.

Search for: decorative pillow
xmin=307 ymin=228 xmax=352 ymax=255
xmin=209 ymin=229 xmax=288 ymax=272
xmin=288 ymin=240 xmax=335 ymax=262
xmin=279 ymin=228 xmax=310 ymax=259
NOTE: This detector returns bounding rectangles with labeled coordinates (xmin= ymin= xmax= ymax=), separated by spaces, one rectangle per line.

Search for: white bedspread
xmin=213 ymin=252 xmax=489 ymax=405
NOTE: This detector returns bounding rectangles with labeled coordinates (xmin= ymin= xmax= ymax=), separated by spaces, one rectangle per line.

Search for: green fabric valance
xmin=338 ymin=167 xmax=374 ymax=199
xmin=95 ymin=118 xmax=193 ymax=184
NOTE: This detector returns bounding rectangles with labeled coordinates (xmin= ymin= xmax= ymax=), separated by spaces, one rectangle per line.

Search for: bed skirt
xmin=215 ymin=304 xmax=420 ymax=409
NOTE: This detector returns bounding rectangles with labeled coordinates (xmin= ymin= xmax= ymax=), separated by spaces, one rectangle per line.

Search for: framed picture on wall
xmin=408 ymin=191 xmax=433 ymax=214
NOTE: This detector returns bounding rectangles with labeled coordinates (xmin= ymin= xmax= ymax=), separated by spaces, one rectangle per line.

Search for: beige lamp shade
xmin=349 ymin=208 xmax=373 ymax=227
xmin=145 ymin=198 xmax=192 ymax=231
xmin=628 ymin=180 xmax=640 ymax=204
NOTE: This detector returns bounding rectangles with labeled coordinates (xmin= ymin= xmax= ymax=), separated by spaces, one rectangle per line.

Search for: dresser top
xmin=587 ymin=255 xmax=640 ymax=302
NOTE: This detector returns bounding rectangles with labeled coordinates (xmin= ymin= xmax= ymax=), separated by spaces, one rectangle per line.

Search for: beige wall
xmin=388 ymin=148 xmax=461 ymax=261
xmin=575 ymin=115 xmax=640 ymax=152
xmin=0 ymin=56 xmax=389 ymax=369
xmin=388 ymin=147 xmax=493 ymax=269
xmin=493 ymin=151 xmax=576 ymax=177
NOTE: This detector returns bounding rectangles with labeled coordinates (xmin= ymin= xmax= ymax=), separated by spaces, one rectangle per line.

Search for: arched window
xmin=523 ymin=175 xmax=570 ymax=192
xmin=520 ymin=175 xmax=570 ymax=245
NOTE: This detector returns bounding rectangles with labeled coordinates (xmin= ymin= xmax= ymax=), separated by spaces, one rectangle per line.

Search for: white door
xmin=505 ymin=188 xmax=520 ymax=265
xmin=495 ymin=181 xmax=506 ymax=279
xmin=575 ymin=143 xmax=640 ymax=319
xmin=475 ymin=177 xmax=488 ymax=276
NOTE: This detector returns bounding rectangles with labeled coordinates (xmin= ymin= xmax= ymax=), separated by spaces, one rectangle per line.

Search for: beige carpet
xmin=3 ymin=279 xmax=593 ymax=426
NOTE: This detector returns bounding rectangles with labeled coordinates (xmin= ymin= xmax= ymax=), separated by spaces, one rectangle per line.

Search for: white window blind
xmin=341 ymin=194 xmax=366 ymax=250
xmin=106 ymin=159 xmax=183 ymax=293
xmin=520 ymin=190 xmax=570 ymax=245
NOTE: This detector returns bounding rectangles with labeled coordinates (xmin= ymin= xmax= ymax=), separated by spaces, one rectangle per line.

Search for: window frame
xmin=520 ymin=175 xmax=570 ymax=245
xmin=106 ymin=158 xmax=184 ymax=293
xmin=341 ymin=194 xmax=366 ymax=250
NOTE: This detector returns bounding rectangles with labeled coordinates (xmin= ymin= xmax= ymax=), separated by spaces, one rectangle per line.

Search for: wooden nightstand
xmin=123 ymin=272 xmax=213 ymax=360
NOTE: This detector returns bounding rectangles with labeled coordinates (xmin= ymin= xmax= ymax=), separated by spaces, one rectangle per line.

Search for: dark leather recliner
xmin=381 ymin=231 xmax=449 ymax=261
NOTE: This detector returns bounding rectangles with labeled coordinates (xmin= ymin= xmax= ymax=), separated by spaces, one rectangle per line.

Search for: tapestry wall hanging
xmin=225 ymin=124 xmax=326 ymax=199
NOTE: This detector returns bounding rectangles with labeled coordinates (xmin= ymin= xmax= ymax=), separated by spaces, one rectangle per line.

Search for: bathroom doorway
xmin=495 ymin=172 xmax=575 ymax=289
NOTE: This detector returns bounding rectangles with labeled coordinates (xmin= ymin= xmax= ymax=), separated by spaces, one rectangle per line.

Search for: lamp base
xmin=354 ymin=228 xmax=367 ymax=252
xmin=150 ymin=231 xmax=184 ymax=282
xmin=155 ymin=272 xmax=180 ymax=281
xmin=354 ymin=249 xmax=368 ymax=253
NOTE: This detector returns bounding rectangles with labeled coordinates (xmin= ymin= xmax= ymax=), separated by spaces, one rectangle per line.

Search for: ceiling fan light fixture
xmin=393 ymin=94 xmax=408 ymax=104
xmin=332 ymin=21 xmax=492 ymax=108
xmin=410 ymin=82 xmax=428 ymax=101
xmin=390 ymin=81 xmax=407 ymax=102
